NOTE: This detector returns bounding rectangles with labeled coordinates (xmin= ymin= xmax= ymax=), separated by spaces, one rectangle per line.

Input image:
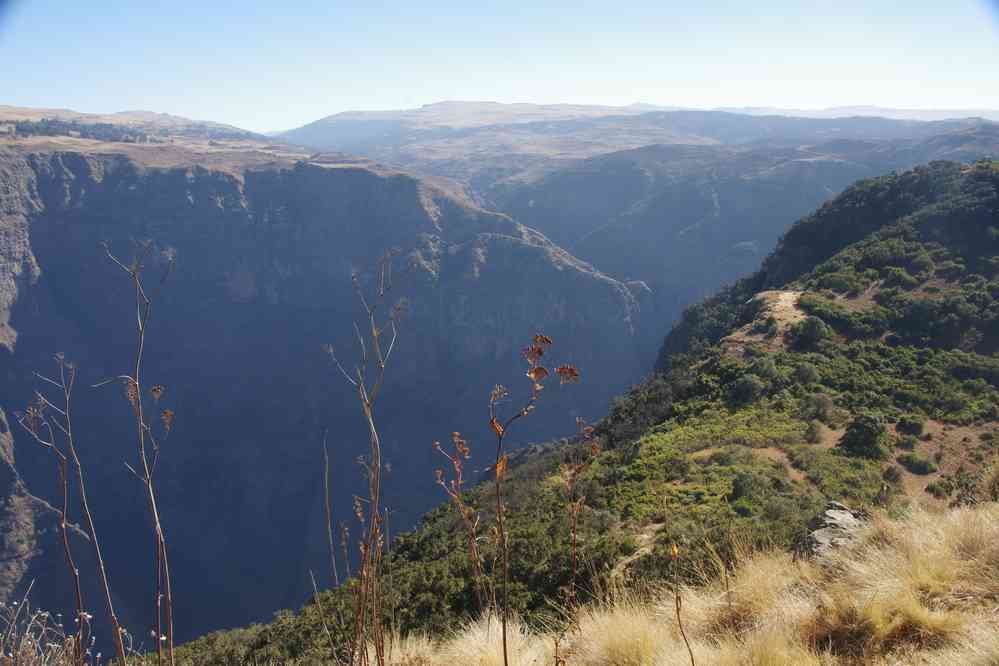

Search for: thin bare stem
xmin=323 ymin=431 xmax=341 ymax=588
xmin=309 ymin=570 xmax=337 ymax=660
xmin=672 ymin=544 xmax=695 ymax=666
xmin=434 ymin=434 xmax=491 ymax=612
xmin=104 ymin=241 xmax=176 ymax=665
xmin=484 ymin=335 xmax=577 ymax=666
xmin=18 ymin=357 xmax=127 ymax=664
xmin=329 ymin=252 xmax=401 ymax=666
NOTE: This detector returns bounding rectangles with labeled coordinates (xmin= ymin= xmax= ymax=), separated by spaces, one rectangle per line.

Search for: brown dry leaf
xmin=489 ymin=417 xmax=505 ymax=437
xmin=555 ymin=365 xmax=581 ymax=384
xmin=161 ymin=408 xmax=175 ymax=433
xmin=534 ymin=334 xmax=553 ymax=346
xmin=527 ymin=366 xmax=550 ymax=382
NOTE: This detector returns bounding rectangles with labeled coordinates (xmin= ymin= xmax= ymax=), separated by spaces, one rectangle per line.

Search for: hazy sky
xmin=1 ymin=0 xmax=997 ymax=132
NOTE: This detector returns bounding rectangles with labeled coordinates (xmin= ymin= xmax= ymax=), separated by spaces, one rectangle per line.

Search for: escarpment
xmin=0 ymin=147 xmax=646 ymax=637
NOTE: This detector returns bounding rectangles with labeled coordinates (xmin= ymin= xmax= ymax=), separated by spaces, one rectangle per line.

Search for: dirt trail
xmin=610 ymin=522 xmax=664 ymax=580
xmin=721 ymin=290 xmax=805 ymax=357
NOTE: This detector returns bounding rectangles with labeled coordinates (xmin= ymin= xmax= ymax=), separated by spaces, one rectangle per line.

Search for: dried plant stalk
xmin=487 ymin=335 xmax=579 ymax=666
xmin=326 ymin=253 xmax=402 ymax=666
xmin=17 ymin=355 xmax=128 ymax=665
xmin=102 ymin=241 xmax=176 ymax=665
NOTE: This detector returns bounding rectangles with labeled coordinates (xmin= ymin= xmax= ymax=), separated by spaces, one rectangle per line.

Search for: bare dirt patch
xmin=890 ymin=420 xmax=999 ymax=505
xmin=611 ymin=522 xmax=665 ymax=580
xmin=832 ymin=282 xmax=881 ymax=312
xmin=720 ymin=289 xmax=805 ymax=358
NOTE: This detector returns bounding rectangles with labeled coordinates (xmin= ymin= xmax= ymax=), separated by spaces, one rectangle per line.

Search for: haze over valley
xmin=2 ymin=1 xmax=999 ymax=663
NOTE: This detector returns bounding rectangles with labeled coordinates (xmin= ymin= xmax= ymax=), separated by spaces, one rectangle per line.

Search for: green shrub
xmin=839 ymin=413 xmax=889 ymax=459
xmin=925 ymin=481 xmax=951 ymax=498
xmin=795 ymin=362 xmax=821 ymax=385
xmin=751 ymin=315 xmax=779 ymax=337
xmin=882 ymin=266 xmax=919 ymax=288
xmin=730 ymin=375 xmax=766 ymax=405
xmin=882 ymin=465 xmax=903 ymax=484
xmin=896 ymin=434 xmax=919 ymax=450
xmin=787 ymin=316 xmax=833 ymax=349
xmin=897 ymin=414 xmax=926 ymax=436
xmin=801 ymin=392 xmax=836 ymax=424
xmin=897 ymin=452 xmax=938 ymax=475
xmin=910 ymin=252 xmax=935 ymax=278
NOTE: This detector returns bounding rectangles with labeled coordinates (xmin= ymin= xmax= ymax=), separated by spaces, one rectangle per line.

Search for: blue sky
xmin=1 ymin=0 xmax=997 ymax=132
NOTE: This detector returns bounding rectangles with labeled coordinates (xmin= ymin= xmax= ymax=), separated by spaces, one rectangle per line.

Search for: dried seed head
xmin=160 ymin=409 xmax=175 ymax=433
xmin=555 ymin=365 xmax=581 ymax=384
xmin=490 ymin=385 xmax=508 ymax=404
xmin=526 ymin=366 xmax=549 ymax=383
xmin=522 ymin=345 xmax=545 ymax=366
xmin=150 ymin=385 xmax=165 ymax=402
xmin=124 ymin=379 xmax=139 ymax=406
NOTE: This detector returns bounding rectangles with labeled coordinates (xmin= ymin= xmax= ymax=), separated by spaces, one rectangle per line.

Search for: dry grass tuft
xmin=387 ymin=502 xmax=999 ymax=665
xmin=689 ymin=548 xmax=814 ymax=635
xmin=12 ymin=503 xmax=998 ymax=665
xmin=436 ymin=614 xmax=552 ymax=666
xmin=569 ymin=596 xmax=672 ymax=665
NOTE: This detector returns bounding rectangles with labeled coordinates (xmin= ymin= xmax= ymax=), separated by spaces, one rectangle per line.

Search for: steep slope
xmin=494 ymin=125 xmax=999 ymax=363
xmin=173 ymin=160 xmax=999 ymax=663
xmin=0 ymin=146 xmax=645 ymax=637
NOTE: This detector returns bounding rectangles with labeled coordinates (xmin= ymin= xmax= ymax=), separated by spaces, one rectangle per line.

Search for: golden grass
xmin=386 ymin=502 xmax=999 ymax=665
xmin=14 ymin=503 xmax=999 ymax=665
xmin=435 ymin=614 xmax=553 ymax=666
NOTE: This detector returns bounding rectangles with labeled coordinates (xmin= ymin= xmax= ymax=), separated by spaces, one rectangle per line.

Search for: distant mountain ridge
xmin=718 ymin=105 xmax=999 ymax=122
xmin=0 ymin=104 xmax=262 ymax=141
xmin=276 ymin=104 xmax=998 ymax=199
xmin=283 ymin=100 xmax=999 ymax=133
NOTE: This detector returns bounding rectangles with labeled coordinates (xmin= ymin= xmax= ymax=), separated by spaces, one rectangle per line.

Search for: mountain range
xmin=0 ymin=102 xmax=996 ymax=647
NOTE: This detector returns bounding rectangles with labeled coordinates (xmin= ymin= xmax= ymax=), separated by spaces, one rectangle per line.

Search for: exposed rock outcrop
xmin=807 ymin=501 xmax=866 ymax=557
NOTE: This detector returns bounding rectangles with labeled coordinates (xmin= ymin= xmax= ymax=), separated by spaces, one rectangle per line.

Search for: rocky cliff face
xmin=0 ymin=147 xmax=644 ymax=638
xmin=491 ymin=126 xmax=999 ymax=353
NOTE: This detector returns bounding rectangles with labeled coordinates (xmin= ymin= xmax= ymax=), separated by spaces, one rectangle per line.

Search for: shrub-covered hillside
xmin=171 ymin=160 xmax=999 ymax=664
xmin=188 ymin=503 xmax=999 ymax=665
